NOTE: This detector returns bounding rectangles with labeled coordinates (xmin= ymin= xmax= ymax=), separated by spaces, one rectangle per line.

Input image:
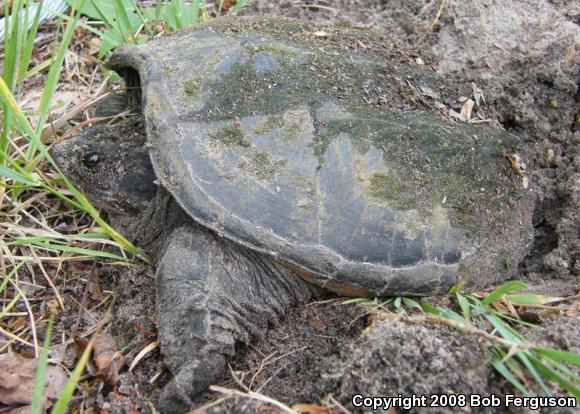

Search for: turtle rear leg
xmin=155 ymin=223 xmax=317 ymax=413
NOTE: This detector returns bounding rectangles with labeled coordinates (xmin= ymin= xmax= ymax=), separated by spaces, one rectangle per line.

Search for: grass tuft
xmin=342 ymin=281 xmax=580 ymax=398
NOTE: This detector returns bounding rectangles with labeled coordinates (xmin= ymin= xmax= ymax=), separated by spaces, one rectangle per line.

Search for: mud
xmin=98 ymin=1 xmax=578 ymax=412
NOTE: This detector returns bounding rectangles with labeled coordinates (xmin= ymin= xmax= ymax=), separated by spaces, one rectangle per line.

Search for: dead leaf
xmin=131 ymin=318 xmax=157 ymax=336
xmin=0 ymin=353 xmax=67 ymax=406
xmin=89 ymin=273 xmax=104 ymax=301
xmin=218 ymin=0 xmax=238 ymax=13
xmin=471 ymin=82 xmax=485 ymax=106
xmin=564 ymin=300 xmax=579 ymax=317
xmin=506 ymin=153 xmax=529 ymax=188
xmin=94 ymin=333 xmax=126 ymax=387
xmin=546 ymin=148 xmax=555 ymax=163
xmin=293 ymin=403 xmax=339 ymax=414
xmin=418 ymin=85 xmax=440 ymax=100
xmin=129 ymin=341 xmax=159 ymax=373
xmin=458 ymin=98 xmax=475 ymax=122
xmin=313 ymin=30 xmax=330 ymax=38
xmin=72 ymin=325 xmax=90 ymax=351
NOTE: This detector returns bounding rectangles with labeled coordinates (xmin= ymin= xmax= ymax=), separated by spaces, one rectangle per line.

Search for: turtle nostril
xmin=83 ymin=152 xmax=102 ymax=168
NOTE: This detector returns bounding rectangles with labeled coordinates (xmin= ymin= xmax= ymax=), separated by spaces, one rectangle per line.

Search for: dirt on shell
xmin=241 ymin=0 xmax=579 ymax=283
xmin=100 ymin=1 xmax=578 ymax=412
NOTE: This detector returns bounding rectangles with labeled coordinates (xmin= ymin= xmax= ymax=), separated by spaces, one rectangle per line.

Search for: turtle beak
xmin=49 ymin=136 xmax=88 ymax=186
xmin=49 ymin=139 xmax=75 ymax=176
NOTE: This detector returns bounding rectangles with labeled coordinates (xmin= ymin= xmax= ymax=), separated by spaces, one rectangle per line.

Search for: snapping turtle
xmin=52 ymin=17 xmax=534 ymax=412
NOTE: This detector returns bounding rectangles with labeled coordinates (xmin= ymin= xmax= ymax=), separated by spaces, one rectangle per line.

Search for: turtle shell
xmin=107 ymin=17 xmax=534 ymax=296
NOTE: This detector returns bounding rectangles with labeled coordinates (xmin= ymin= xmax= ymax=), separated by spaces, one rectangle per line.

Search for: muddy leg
xmin=155 ymin=224 xmax=317 ymax=413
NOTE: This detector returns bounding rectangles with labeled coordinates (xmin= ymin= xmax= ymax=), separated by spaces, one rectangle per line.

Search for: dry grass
xmin=0 ymin=16 xmax=134 ymax=411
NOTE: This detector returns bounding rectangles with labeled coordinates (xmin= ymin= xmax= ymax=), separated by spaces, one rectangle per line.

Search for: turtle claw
xmin=157 ymin=358 xmax=226 ymax=414
xmin=154 ymin=224 xmax=315 ymax=412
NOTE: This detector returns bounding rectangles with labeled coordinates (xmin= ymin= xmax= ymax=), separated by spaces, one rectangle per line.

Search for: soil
xmin=81 ymin=1 xmax=578 ymax=413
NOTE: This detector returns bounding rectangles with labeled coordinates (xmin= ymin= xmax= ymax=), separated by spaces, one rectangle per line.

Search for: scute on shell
xmin=106 ymin=17 xmax=534 ymax=296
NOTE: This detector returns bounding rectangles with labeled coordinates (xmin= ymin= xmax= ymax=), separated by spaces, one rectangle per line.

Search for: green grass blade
xmin=486 ymin=314 xmax=551 ymax=394
xmin=192 ymin=0 xmax=200 ymax=24
xmin=228 ymin=0 xmax=246 ymax=15
xmin=0 ymin=77 xmax=38 ymax=138
xmin=420 ymin=299 xmax=441 ymax=315
xmin=506 ymin=293 xmax=544 ymax=305
xmin=448 ymin=280 xmax=466 ymax=295
xmin=19 ymin=0 xmax=45 ymax=80
xmin=87 ymin=0 xmax=118 ymax=31
xmin=456 ymin=293 xmax=471 ymax=320
xmin=528 ymin=355 xmax=580 ymax=398
xmin=30 ymin=313 xmax=56 ymax=414
xmin=173 ymin=0 xmax=184 ymax=29
xmin=534 ymin=348 xmax=580 ymax=366
xmin=401 ymin=297 xmax=423 ymax=311
xmin=375 ymin=298 xmax=393 ymax=308
xmin=0 ymin=293 xmax=21 ymax=319
xmin=4 ymin=0 xmax=24 ymax=91
xmin=517 ymin=352 xmax=551 ymax=395
xmin=0 ymin=261 xmax=26 ymax=294
xmin=539 ymin=357 xmax=580 ymax=383
xmin=491 ymin=309 xmax=538 ymax=328
xmin=31 ymin=0 xmax=85 ymax=150
xmin=27 ymin=241 xmax=131 ymax=261
xmin=0 ymin=164 xmax=39 ymax=185
xmin=130 ymin=0 xmax=149 ymax=32
xmin=20 ymin=58 xmax=55 ymax=81
xmin=482 ymin=281 xmax=529 ymax=306
xmin=491 ymin=352 xmax=531 ymax=396
xmin=485 ymin=314 xmax=523 ymax=343
xmin=155 ymin=0 xmax=162 ymax=19
xmin=50 ymin=340 xmax=94 ymax=414
xmin=113 ymin=0 xmax=135 ymax=42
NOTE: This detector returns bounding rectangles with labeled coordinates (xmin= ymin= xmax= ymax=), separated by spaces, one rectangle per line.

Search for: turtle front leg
xmin=154 ymin=223 xmax=317 ymax=413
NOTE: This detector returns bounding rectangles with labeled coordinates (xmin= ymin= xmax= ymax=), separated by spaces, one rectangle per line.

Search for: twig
xmin=430 ymin=0 xmax=446 ymax=33
xmin=391 ymin=313 xmax=527 ymax=349
xmin=187 ymin=396 xmax=232 ymax=414
xmin=417 ymin=0 xmax=446 ymax=44
xmin=8 ymin=278 xmax=39 ymax=357
xmin=129 ymin=340 xmax=159 ymax=372
xmin=326 ymin=394 xmax=352 ymax=414
xmin=54 ymin=111 xmax=138 ymax=143
xmin=209 ymin=385 xmax=299 ymax=414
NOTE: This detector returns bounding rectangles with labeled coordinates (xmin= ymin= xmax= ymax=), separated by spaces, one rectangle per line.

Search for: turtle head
xmin=51 ymin=117 xmax=157 ymax=216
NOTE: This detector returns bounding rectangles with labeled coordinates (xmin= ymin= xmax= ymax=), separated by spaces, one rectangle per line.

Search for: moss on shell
xmin=254 ymin=43 xmax=301 ymax=57
xmin=239 ymin=151 xmax=289 ymax=180
xmin=255 ymin=116 xmax=285 ymax=135
xmin=368 ymin=172 xmax=424 ymax=211
xmin=209 ymin=124 xmax=250 ymax=147
xmin=183 ymin=77 xmax=202 ymax=99
xmin=174 ymin=20 xmax=526 ymax=238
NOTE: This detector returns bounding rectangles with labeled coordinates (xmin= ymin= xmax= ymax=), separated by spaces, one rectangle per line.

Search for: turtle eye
xmin=83 ymin=152 xmax=102 ymax=168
